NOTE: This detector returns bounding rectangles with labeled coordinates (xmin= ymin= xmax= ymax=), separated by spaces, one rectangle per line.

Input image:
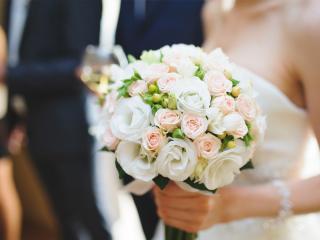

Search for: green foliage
xmin=242 ymin=122 xmax=254 ymax=147
xmin=240 ymin=160 xmax=254 ymax=171
xmin=140 ymin=50 xmax=161 ymax=64
xmin=195 ymin=64 xmax=205 ymax=80
xmin=231 ymin=78 xmax=240 ymax=87
xmin=115 ymin=161 xmax=127 ymax=180
xmin=184 ymin=178 xmax=217 ymax=194
xmin=220 ymin=135 xmax=235 ymax=151
xmin=117 ymin=71 xmax=142 ymax=98
xmin=127 ymin=54 xmax=137 ymax=63
xmin=153 ymin=175 xmax=170 ymax=190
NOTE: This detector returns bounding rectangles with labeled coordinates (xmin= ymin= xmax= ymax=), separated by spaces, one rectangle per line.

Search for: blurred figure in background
xmin=3 ymin=0 xmax=111 ymax=239
xmin=0 ymin=26 xmax=21 ymax=240
xmin=115 ymin=0 xmax=204 ymax=238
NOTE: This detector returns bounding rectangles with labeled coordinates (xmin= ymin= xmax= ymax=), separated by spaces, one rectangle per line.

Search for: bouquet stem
xmin=165 ymin=224 xmax=198 ymax=240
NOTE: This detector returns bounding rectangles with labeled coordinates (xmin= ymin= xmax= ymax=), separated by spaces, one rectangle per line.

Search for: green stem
xmin=165 ymin=224 xmax=198 ymax=240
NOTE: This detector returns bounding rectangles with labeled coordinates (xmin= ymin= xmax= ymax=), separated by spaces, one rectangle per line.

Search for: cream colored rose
xmin=194 ymin=133 xmax=221 ymax=159
xmin=236 ymin=94 xmax=257 ymax=121
xmin=110 ymin=96 xmax=152 ymax=142
xmin=128 ymin=80 xmax=147 ymax=96
xmin=206 ymin=107 xmax=226 ymax=135
xmin=157 ymin=73 xmax=180 ymax=93
xmin=223 ymin=112 xmax=248 ymax=138
xmin=200 ymin=149 xmax=243 ymax=190
xmin=172 ymin=77 xmax=211 ymax=116
xmin=116 ymin=141 xmax=157 ymax=181
xmin=142 ymin=127 xmax=166 ymax=153
xmin=181 ymin=113 xmax=208 ymax=140
xmin=154 ymin=109 xmax=182 ymax=132
xmin=156 ymin=138 xmax=197 ymax=181
xmin=204 ymin=70 xmax=232 ymax=96
xmin=145 ymin=63 xmax=170 ymax=82
xmin=211 ymin=95 xmax=235 ymax=114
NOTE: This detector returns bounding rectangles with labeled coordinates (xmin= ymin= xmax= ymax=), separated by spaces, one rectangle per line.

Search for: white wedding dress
xmin=153 ymin=66 xmax=320 ymax=240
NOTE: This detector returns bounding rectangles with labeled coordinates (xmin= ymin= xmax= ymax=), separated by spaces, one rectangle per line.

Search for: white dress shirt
xmin=8 ymin=0 xmax=30 ymax=66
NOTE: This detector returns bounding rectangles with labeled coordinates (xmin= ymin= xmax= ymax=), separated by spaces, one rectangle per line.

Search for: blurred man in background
xmin=3 ymin=0 xmax=111 ymax=239
xmin=0 ymin=25 xmax=21 ymax=240
xmin=115 ymin=0 xmax=204 ymax=238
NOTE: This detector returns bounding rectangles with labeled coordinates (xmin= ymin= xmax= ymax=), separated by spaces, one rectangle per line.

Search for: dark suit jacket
xmin=116 ymin=0 xmax=204 ymax=57
xmin=5 ymin=0 xmax=102 ymax=158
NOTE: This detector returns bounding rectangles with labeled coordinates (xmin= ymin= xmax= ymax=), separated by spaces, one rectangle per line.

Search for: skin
xmin=154 ymin=0 xmax=320 ymax=233
xmin=0 ymin=27 xmax=22 ymax=240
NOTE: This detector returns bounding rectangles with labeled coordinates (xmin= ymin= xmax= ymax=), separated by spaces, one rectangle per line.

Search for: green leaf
xmin=128 ymin=54 xmax=137 ymax=63
xmin=240 ymin=160 xmax=254 ymax=171
xmin=153 ymin=175 xmax=170 ymax=190
xmin=243 ymin=133 xmax=254 ymax=147
xmin=99 ymin=146 xmax=109 ymax=152
xmin=184 ymin=178 xmax=217 ymax=194
xmin=231 ymin=78 xmax=240 ymax=87
xmin=152 ymin=104 xmax=162 ymax=115
xmin=220 ymin=135 xmax=234 ymax=151
xmin=115 ymin=161 xmax=127 ymax=180
xmin=133 ymin=70 xmax=142 ymax=80
xmin=195 ymin=64 xmax=205 ymax=80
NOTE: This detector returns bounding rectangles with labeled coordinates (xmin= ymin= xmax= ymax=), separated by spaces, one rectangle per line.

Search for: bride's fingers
xmin=155 ymin=193 xmax=211 ymax=212
xmin=163 ymin=218 xmax=201 ymax=233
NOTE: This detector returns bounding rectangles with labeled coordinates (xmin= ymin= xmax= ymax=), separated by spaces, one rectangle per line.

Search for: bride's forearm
xmin=225 ymin=176 xmax=320 ymax=221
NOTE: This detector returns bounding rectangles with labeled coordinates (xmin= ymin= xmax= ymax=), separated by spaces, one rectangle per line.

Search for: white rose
xmin=206 ymin=107 xmax=226 ymax=135
xmin=223 ymin=112 xmax=248 ymax=138
xmin=116 ymin=141 xmax=157 ymax=181
xmin=203 ymin=48 xmax=232 ymax=72
xmin=172 ymin=77 xmax=211 ymax=115
xmin=156 ymin=138 xmax=197 ymax=181
xmin=200 ymin=149 xmax=243 ymax=190
xmin=110 ymin=96 xmax=152 ymax=142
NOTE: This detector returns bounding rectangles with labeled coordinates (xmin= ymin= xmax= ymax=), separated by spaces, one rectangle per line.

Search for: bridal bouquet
xmin=92 ymin=44 xmax=266 ymax=240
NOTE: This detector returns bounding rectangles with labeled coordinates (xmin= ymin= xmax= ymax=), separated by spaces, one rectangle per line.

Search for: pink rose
xmin=181 ymin=113 xmax=208 ymax=140
xmin=157 ymin=73 xmax=180 ymax=93
xmin=236 ymin=94 xmax=257 ymax=121
xmin=102 ymin=128 xmax=120 ymax=151
xmin=145 ymin=63 xmax=170 ymax=82
xmin=194 ymin=133 xmax=221 ymax=159
xmin=142 ymin=127 xmax=165 ymax=153
xmin=211 ymin=95 xmax=235 ymax=114
xmin=204 ymin=70 xmax=232 ymax=96
xmin=154 ymin=109 xmax=182 ymax=132
xmin=128 ymin=80 xmax=147 ymax=96
xmin=222 ymin=113 xmax=248 ymax=138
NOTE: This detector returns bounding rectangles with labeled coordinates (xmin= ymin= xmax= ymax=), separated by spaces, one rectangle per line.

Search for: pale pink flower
xmin=157 ymin=73 xmax=180 ymax=93
xmin=142 ymin=127 xmax=166 ymax=153
xmin=181 ymin=113 xmax=208 ymax=139
xmin=204 ymin=70 xmax=232 ymax=96
xmin=236 ymin=94 xmax=257 ymax=121
xmin=194 ymin=133 xmax=221 ymax=159
xmin=128 ymin=80 xmax=147 ymax=96
xmin=102 ymin=128 xmax=120 ymax=151
xmin=154 ymin=109 xmax=182 ymax=132
xmin=211 ymin=95 xmax=235 ymax=114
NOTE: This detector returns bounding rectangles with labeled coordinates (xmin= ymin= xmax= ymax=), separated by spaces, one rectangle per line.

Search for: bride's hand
xmin=154 ymin=182 xmax=243 ymax=233
xmin=154 ymin=182 xmax=281 ymax=232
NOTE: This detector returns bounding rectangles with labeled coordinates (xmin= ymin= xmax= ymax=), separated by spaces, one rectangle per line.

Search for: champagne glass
xmin=80 ymin=45 xmax=128 ymax=97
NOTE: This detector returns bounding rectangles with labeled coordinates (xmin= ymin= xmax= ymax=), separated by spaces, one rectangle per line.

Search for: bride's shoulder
xmin=281 ymin=0 xmax=320 ymax=39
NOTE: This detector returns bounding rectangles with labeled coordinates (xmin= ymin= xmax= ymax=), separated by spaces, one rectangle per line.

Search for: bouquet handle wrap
xmin=165 ymin=225 xmax=197 ymax=240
